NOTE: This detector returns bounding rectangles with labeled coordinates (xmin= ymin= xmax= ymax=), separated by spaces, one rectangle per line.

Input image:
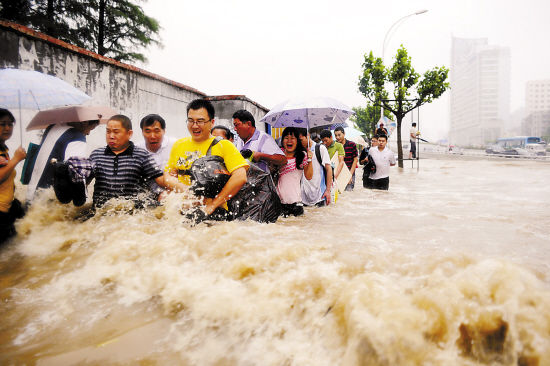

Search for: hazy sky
xmin=138 ymin=0 xmax=550 ymax=141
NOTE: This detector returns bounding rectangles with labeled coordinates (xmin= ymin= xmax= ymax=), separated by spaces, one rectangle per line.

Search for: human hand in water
xmin=322 ymin=189 xmax=331 ymax=205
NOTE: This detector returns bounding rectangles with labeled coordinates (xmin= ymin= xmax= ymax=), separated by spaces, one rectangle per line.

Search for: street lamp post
xmin=379 ymin=9 xmax=428 ymax=121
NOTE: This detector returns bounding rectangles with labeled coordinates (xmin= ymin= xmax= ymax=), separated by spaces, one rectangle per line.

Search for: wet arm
xmin=349 ymin=157 xmax=358 ymax=176
xmin=0 ymin=147 xmax=26 ymax=184
xmin=204 ymin=166 xmax=247 ymax=215
xmin=334 ymin=155 xmax=344 ymax=178
xmin=162 ymin=170 xmax=189 ymax=193
xmin=322 ymin=163 xmax=333 ymax=205
xmin=303 ymin=151 xmax=313 ymax=180
xmin=252 ymin=152 xmax=287 ymax=167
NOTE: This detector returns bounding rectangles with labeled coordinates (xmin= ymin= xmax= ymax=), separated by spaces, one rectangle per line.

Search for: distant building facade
xmin=450 ymin=37 xmax=510 ymax=147
xmin=522 ymin=80 xmax=550 ymax=137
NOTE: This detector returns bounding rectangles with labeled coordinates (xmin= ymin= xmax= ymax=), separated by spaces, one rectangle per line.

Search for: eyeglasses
xmin=187 ymin=118 xmax=211 ymax=126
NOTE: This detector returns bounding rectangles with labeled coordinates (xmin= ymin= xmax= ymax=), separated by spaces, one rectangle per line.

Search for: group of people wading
xmin=0 ymin=99 xmax=396 ymax=243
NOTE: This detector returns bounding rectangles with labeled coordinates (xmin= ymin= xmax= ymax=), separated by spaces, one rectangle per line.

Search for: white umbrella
xmin=0 ymin=68 xmax=91 ymax=143
xmin=347 ymin=135 xmax=368 ymax=147
xmin=260 ymin=96 xmax=354 ymax=129
xmin=27 ymin=105 xmax=116 ymax=131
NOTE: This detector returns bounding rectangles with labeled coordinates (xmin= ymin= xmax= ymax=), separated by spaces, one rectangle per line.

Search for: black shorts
xmin=369 ymin=177 xmax=389 ymax=190
xmin=281 ymin=203 xmax=304 ymax=217
xmin=0 ymin=199 xmax=25 ymax=244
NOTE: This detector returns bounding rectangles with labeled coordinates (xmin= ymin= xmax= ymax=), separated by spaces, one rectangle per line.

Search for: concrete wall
xmin=0 ymin=21 xmax=268 ymax=153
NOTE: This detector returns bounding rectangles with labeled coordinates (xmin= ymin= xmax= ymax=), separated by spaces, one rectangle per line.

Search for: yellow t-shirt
xmin=0 ymin=146 xmax=16 ymax=213
xmin=165 ymin=137 xmax=249 ymax=186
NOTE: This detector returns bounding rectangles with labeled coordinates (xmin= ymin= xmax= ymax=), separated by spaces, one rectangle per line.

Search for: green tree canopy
xmin=0 ymin=0 xmax=161 ymax=63
xmin=351 ymin=104 xmax=392 ymax=138
xmin=358 ymin=45 xmax=449 ymax=167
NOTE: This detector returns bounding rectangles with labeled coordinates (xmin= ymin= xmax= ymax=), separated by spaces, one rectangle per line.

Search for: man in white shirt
xmin=136 ymin=114 xmax=177 ymax=170
xmin=368 ymin=134 xmax=396 ymax=190
xmin=297 ymin=129 xmax=333 ymax=206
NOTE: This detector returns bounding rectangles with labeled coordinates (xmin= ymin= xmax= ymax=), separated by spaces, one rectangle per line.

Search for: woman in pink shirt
xmin=276 ymin=127 xmax=313 ymax=216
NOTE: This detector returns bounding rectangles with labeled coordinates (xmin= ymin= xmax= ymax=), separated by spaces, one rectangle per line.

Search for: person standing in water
xmin=359 ymin=136 xmax=378 ymax=189
xmin=163 ymin=99 xmax=249 ymax=221
xmin=276 ymin=127 xmax=313 ymax=216
xmin=136 ymin=114 xmax=177 ymax=170
xmin=88 ymin=114 xmax=165 ymax=207
xmin=367 ymin=134 xmax=396 ymax=190
xmin=0 ymin=108 xmax=26 ymax=243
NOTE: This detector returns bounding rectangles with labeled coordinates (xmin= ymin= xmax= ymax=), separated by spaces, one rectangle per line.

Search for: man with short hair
xmin=375 ymin=122 xmax=388 ymax=136
xmin=334 ymin=126 xmax=358 ymax=191
xmin=164 ymin=99 xmax=248 ymax=219
xmin=233 ymin=109 xmax=286 ymax=172
xmin=211 ymin=125 xmax=234 ymax=142
xmin=409 ymin=122 xmax=418 ymax=159
xmin=320 ymin=129 xmax=345 ymax=180
xmin=89 ymin=115 xmax=165 ymax=207
xmin=367 ymin=134 xmax=396 ymax=190
xmin=297 ymin=129 xmax=332 ymax=206
xmin=137 ymin=114 xmax=177 ymax=170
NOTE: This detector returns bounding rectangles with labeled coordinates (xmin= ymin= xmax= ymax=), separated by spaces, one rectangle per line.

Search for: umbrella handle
xmin=18 ymin=90 xmax=23 ymax=146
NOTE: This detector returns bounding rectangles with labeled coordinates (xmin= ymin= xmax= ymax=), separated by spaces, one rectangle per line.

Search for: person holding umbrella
xmin=0 ymin=108 xmax=26 ymax=244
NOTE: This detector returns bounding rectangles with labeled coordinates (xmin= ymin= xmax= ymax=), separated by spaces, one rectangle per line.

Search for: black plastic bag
xmin=228 ymin=163 xmax=282 ymax=223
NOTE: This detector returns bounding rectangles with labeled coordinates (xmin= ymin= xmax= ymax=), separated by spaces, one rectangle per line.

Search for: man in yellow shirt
xmin=164 ymin=99 xmax=248 ymax=221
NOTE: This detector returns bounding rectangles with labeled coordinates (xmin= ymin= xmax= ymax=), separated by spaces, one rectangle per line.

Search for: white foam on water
xmin=1 ymin=157 xmax=550 ymax=365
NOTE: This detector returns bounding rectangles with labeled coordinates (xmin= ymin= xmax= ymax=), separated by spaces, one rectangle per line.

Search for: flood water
xmin=1 ymin=155 xmax=549 ymax=365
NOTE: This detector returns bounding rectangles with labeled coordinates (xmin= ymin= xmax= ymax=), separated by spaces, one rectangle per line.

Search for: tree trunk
xmin=98 ymin=0 xmax=106 ymax=55
xmin=46 ymin=0 xmax=55 ymax=37
xmin=396 ymin=115 xmax=404 ymax=168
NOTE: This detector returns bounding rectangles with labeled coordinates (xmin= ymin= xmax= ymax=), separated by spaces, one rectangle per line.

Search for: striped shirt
xmin=342 ymin=139 xmax=358 ymax=170
xmin=89 ymin=142 xmax=163 ymax=206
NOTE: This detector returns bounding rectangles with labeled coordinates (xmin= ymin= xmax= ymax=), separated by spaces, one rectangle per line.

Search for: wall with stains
xmin=0 ymin=21 xmax=268 ymax=151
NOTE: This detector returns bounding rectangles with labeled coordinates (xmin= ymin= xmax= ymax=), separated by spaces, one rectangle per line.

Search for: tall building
xmin=523 ymin=80 xmax=550 ymax=137
xmin=450 ymin=37 xmax=511 ymax=146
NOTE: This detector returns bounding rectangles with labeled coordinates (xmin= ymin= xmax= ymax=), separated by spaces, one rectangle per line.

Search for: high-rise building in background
xmin=523 ymin=80 xmax=550 ymax=137
xmin=450 ymin=37 xmax=510 ymax=147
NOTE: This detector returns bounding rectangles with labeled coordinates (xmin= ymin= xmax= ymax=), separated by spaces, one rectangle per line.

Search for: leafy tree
xmin=0 ymin=0 xmax=161 ymax=63
xmin=0 ymin=0 xmax=32 ymax=24
xmin=351 ymin=104 xmax=392 ymax=138
xmin=358 ymin=45 xmax=449 ymax=167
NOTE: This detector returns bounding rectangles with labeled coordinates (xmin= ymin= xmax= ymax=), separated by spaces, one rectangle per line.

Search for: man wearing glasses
xmin=163 ymin=99 xmax=248 ymax=220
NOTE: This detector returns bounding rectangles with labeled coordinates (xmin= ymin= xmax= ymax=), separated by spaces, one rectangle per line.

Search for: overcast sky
xmin=138 ymin=0 xmax=550 ymax=141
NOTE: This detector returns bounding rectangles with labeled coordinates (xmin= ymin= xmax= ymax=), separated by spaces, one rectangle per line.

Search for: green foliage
xmin=358 ymin=45 xmax=449 ymax=167
xmin=0 ymin=0 xmax=161 ymax=63
xmin=351 ymin=105 xmax=392 ymax=138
